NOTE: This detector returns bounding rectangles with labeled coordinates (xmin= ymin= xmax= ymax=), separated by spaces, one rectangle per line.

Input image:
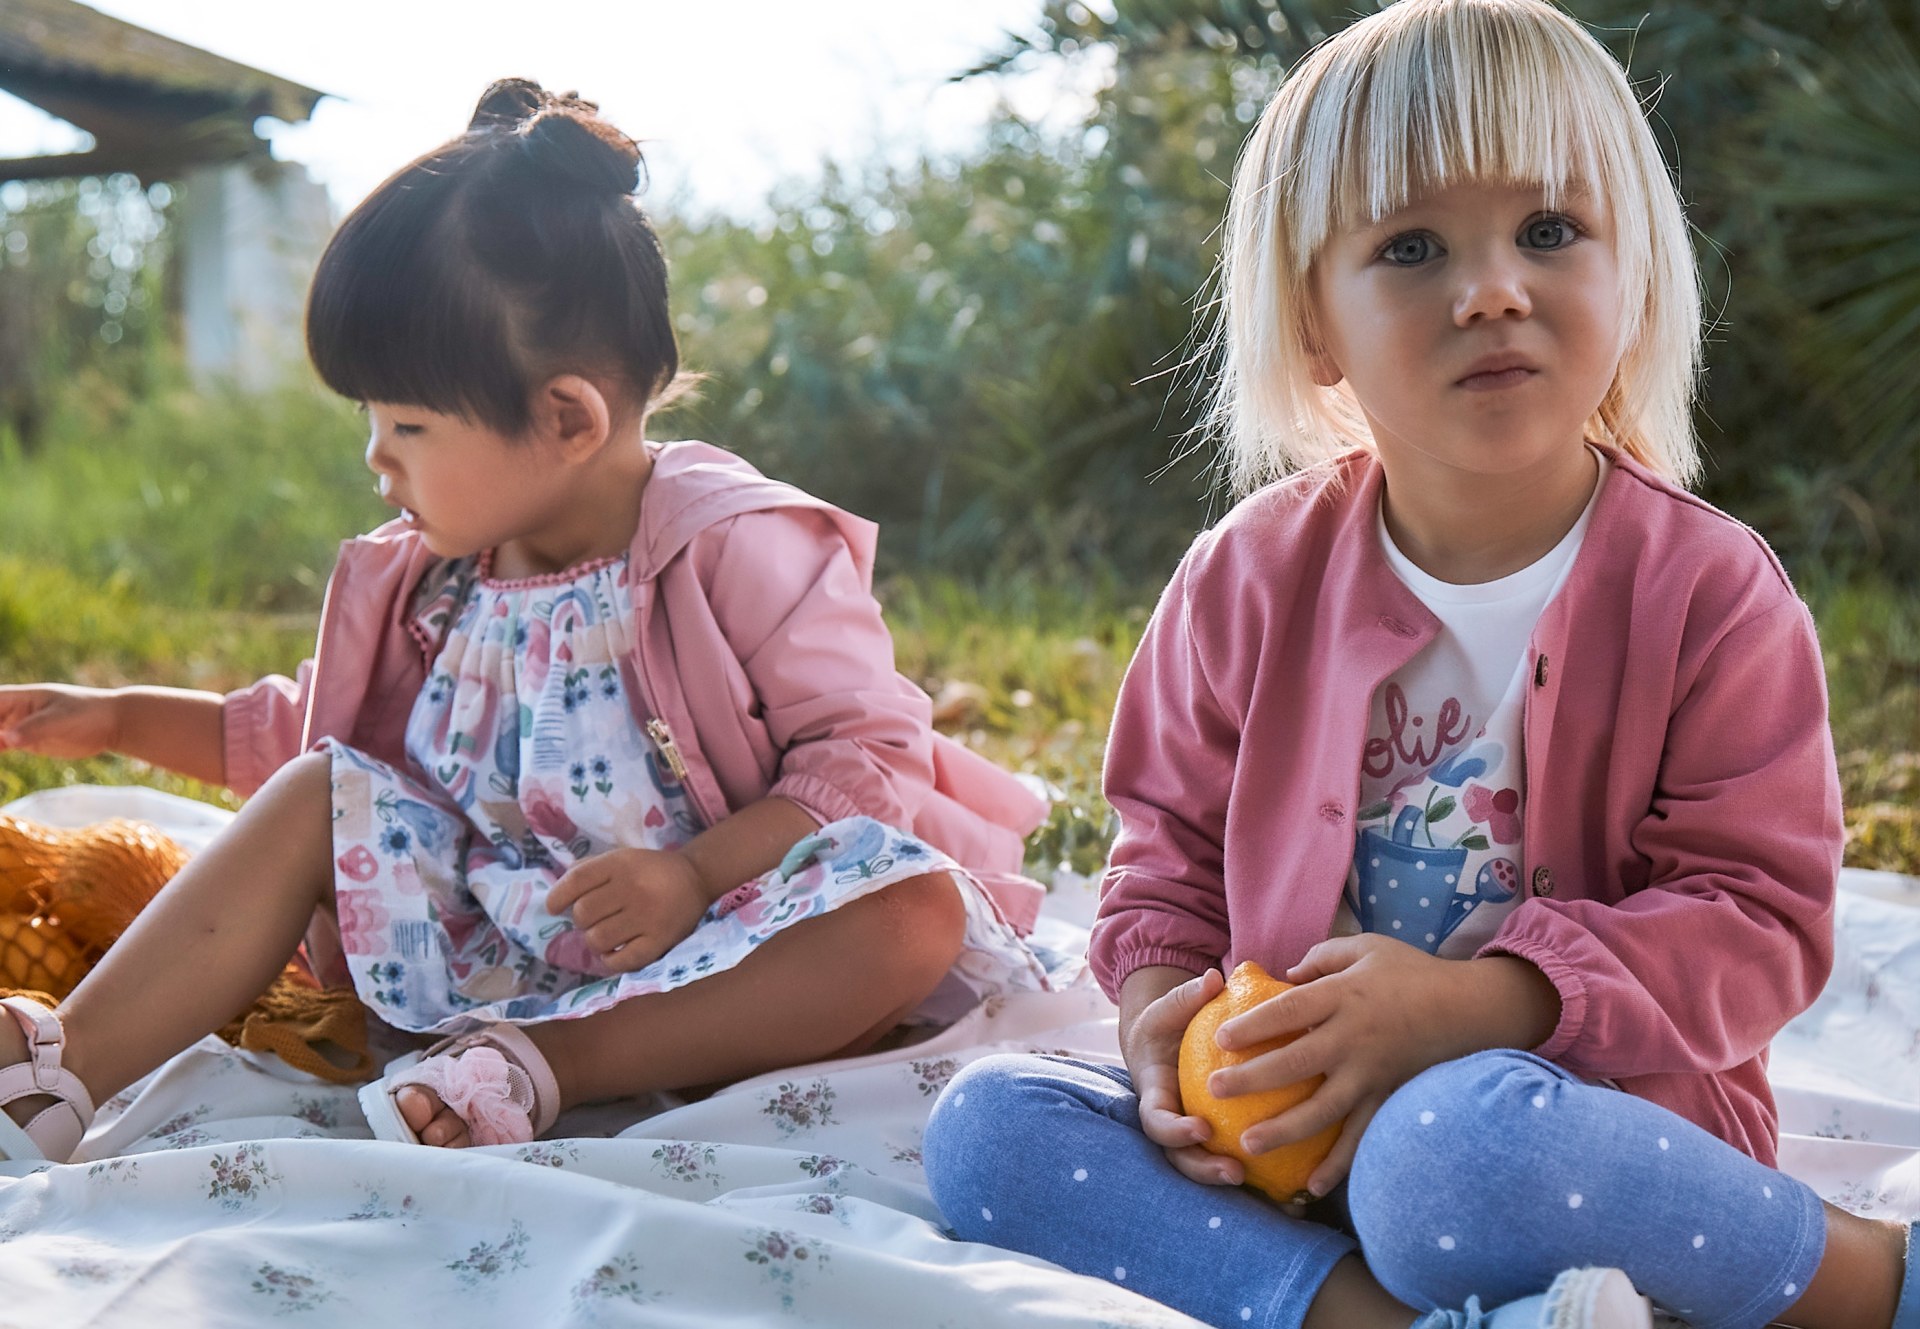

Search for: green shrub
xmin=0 ymin=376 xmax=379 ymax=612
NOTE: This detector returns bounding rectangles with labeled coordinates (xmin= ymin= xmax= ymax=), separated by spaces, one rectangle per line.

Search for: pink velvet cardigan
xmin=1090 ymin=447 xmax=1843 ymax=1164
xmin=222 ymin=440 xmax=1049 ymax=934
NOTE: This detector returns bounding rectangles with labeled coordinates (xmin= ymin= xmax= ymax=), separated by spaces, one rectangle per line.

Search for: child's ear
xmin=535 ymin=375 xmax=612 ymax=461
xmin=1301 ymin=321 xmax=1344 ymax=388
xmin=1300 ymin=289 xmax=1344 ymax=387
xmin=1306 ymin=344 xmax=1344 ymax=388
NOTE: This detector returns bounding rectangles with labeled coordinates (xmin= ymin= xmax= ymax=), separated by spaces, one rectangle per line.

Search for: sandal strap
xmin=0 ymin=996 xmax=95 ymax=1160
xmin=2 ymin=994 xmax=68 ymax=1093
xmin=417 ymin=1022 xmax=561 ymax=1138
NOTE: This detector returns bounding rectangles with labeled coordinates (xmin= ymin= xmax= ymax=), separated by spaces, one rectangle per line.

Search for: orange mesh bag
xmin=0 ymin=916 xmax=90 ymax=996
xmin=0 ymin=814 xmax=373 ymax=1084
xmin=0 ymin=816 xmax=191 ymax=963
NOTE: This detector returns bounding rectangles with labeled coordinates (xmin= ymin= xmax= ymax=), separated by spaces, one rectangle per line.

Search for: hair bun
xmin=469 ymin=77 xmax=547 ymax=131
xmin=520 ymin=105 xmax=643 ymax=195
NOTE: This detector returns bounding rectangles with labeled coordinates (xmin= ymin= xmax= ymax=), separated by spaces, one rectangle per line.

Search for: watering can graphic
xmin=1347 ymin=806 xmax=1519 ymax=953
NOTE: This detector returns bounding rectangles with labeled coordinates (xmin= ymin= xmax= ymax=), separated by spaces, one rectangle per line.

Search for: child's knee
xmin=1349 ymin=1050 xmax=1571 ymax=1304
xmin=925 ymin=1054 xmax=1052 ymax=1161
xmin=269 ymin=749 xmax=334 ymax=801
xmin=923 ymin=1054 xmax=1113 ymax=1233
xmin=869 ymin=870 xmax=967 ymax=984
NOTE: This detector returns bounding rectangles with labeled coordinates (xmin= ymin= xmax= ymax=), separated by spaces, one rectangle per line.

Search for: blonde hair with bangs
xmin=1208 ymin=0 xmax=1702 ymax=495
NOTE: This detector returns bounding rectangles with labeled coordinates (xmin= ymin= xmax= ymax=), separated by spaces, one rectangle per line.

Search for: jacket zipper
xmin=646 ymin=717 xmax=692 ymax=783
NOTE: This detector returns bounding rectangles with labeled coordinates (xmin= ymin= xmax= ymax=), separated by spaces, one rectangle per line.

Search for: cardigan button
xmin=1532 ymin=865 xmax=1556 ymax=897
xmin=1534 ymin=654 xmax=1550 ymax=688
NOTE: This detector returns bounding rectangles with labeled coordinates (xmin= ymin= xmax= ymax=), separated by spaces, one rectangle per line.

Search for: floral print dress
xmin=321 ymin=552 xmax=1047 ymax=1035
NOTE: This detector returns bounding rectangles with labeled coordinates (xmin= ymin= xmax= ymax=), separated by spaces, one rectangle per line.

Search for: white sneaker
xmin=1419 ymin=1267 xmax=1653 ymax=1329
xmin=1539 ymin=1268 xmax=1653 ymax=1329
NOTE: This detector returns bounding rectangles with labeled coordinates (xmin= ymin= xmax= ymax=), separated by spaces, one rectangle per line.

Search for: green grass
xmin=0 ymin=374 xmax=381 ymax=612
xmin=881 ymin=575 xmax=1146 ymax=876
xmin=1806 ymin=578 xmax=1920 ymax=874
xmin=2 ymin=556 xmax=1914 ymax=881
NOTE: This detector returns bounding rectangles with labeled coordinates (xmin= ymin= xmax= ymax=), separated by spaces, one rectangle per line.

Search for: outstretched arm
xmin=0 ymin=683 xmax=225 ymax=785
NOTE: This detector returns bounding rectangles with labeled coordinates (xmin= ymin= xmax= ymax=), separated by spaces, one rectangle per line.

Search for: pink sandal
xmin=0 ymin=995 xmax=96 ymax=1162
xmin=357 ymin=1022 xmax=560 ymax=1147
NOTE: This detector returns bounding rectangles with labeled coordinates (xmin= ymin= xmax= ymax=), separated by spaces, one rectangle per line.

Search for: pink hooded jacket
xmin=1090 ymin=447 xmax=1843 ymax=1164
xmin=222 ymin=439 xmax=1048 ymax=934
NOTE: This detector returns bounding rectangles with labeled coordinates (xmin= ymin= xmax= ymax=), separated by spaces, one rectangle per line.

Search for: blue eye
xmin=1380 ymin=232 xmax=1438 ymax=265
xmin=1521 ymin=216 xmax=1580 ymax=249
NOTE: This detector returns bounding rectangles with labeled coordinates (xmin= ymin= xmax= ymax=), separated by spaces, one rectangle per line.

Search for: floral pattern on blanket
xmin=0 ymin=788 xmax=1914 ymax=1329
xmin=0 ymin=986 xmax=1206 ymax=1329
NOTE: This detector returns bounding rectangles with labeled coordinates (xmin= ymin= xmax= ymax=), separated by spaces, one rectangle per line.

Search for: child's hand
xmin=0 ymin=684 xmax=122 ymax=759
xmin=546 ymin=847 xmax=712 ymax=973
xmin=1209 ymin=935 xmax=1500 ymax=1198
xmin=1121 ymin=967 xmax=1249 ymax=1188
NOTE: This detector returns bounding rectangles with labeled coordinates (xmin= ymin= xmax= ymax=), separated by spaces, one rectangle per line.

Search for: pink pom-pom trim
xmin=399 ymin=1046 xmax=534 ymax=1146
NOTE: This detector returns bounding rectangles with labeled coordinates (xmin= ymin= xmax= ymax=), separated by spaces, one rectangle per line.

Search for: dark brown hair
xmin=306 ymin=78 xmax=682 ymax=436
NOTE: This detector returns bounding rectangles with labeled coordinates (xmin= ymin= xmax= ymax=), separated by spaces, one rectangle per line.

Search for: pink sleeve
xmin=1088 ymin=549 xmax=1238 ymax=1001
xmin=221 ymin=660 xmax=315 ymax=797
xmin=1481 ymin=599 xmax=1841 ymax=1078
xmin=703 ymin=508 xmax=934 ymax=829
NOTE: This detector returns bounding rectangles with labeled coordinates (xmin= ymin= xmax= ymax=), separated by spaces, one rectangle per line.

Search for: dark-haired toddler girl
xmin=0 ymin=79 xmax=1050 ymax=1157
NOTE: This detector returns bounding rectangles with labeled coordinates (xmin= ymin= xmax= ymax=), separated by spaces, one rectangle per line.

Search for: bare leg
xmin=1303 ymin=1256 xmax=1421 ymax=1329
xmin=395 ymin=868 xmax=970 ymax=1147
xmin=1 ymin=752 xmax=336 ymax=1129
xmin=1775 ymin=1203 xmax=1907 ymax=1328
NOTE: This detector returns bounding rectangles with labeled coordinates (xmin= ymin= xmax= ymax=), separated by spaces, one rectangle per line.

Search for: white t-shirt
xmin=1333 ymin=449 xmax=1608 ymax=958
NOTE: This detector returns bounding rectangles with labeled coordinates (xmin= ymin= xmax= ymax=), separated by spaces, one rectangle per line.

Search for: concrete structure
xmin=0 ymin=0 xmax=333 ymax=389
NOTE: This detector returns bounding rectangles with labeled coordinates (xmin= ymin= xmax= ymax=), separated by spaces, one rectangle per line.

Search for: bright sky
xmin=0 ymin=0 xmax=1107 ymax=219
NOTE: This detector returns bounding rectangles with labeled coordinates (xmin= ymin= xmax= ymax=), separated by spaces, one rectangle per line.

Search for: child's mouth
xmin=1458 ymin=366 xmax=1536 ymax=392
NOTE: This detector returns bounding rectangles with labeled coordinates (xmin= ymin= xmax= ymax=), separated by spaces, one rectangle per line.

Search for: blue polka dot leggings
xmin=922 ymin=1049 xmax=1827 ymax=1329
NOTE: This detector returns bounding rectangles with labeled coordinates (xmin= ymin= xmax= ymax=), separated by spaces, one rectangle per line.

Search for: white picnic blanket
xmin=0 ymin=786 xmax=1913 ymax=1328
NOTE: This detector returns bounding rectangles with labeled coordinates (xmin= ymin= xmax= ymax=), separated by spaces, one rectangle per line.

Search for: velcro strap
xmin=0 ymin=996 xmax=67 ymax=1093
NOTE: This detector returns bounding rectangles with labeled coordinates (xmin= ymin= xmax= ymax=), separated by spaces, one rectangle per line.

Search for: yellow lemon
xmin=1177 ymin=961 xmax=1344 ymax=1205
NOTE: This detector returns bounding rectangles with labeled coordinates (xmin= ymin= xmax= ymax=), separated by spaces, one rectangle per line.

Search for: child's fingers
xmin=1136 ymin=968 xmax=1223 ymax=1042
xmin=1301 ymin=1101 xmax=1375 ymax=1200
xmin=546 ymin=862 xmax=606 ymax=914
xmin=1161 ymin=1142 xmax=1244 ymax=1188
xmin=0 ymin=706 xmax=82 ymax=757
xmin=0 ymin=686 xmax=44 ymax=721
xmin=565 ymin=886 xmax=626 ymax=931
xmin=1282 ymin=935 xmax=1369 ymax=985
xmin=1139 ymin=1106 xmax=1211 ymax=1151
xmin=583 ymin=913 xmax=646 ymax=956
xmin=601 ymin=937 xmax=667 ymax=973
xmin=1236 ymin=1063 xmax=1358 ymax=1158
xmin=1136 ymin=1071 xmax=1211 ymax=1149
xmin=1208 ymin=1024 xmax=1333 ymax=1101
xmin=0 ymin=707 xmax=47 ymax=748
xmin=1216 ymin=979 xmax=1333 ymax=1051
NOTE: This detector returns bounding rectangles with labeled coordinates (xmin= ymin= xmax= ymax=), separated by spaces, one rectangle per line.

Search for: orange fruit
xmin=1177 ymin=961 xmax=1344 ymax=1205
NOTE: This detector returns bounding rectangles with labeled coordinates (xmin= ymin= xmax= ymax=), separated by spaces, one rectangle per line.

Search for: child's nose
xmin=364 ymin=432 xmax=393 ymax=477
xmin=1452 ymin=253 xmax=1531 ymax=326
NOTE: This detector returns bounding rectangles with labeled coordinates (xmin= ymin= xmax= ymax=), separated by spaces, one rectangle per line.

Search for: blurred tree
xmin=657 ymin=116 xmax=1233 ymax=582
xmin=0 ymin=175 xmax=174 ymax=449
xmin=1736 ymin=7 xmax=1920 ymax=572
